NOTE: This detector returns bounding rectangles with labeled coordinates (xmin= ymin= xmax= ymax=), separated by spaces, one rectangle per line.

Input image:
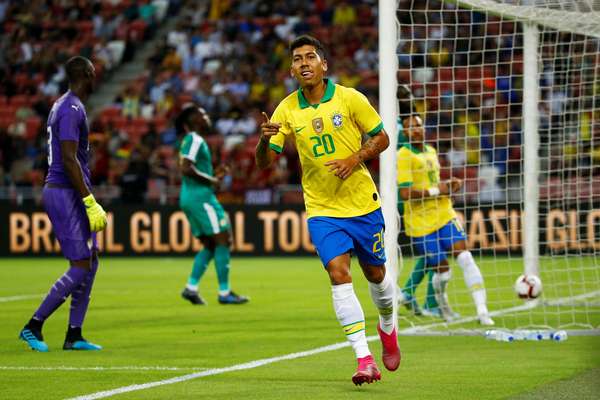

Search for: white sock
xmin=432 ymin=270 xmax=452 ymax=317
xmin=332 ymin=283 xmax=370 ymax=359
xmin=456 ymin=251 xmax=489 ymax=315
xmin=368 ymin=272 xmax=395 ymax=334
xmin=186 ymin=283 xmax=198 ymax=292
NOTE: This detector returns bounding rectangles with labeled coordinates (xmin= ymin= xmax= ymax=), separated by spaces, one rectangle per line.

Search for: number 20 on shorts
xmin=372 ymin=228 xmax=385 ymax=254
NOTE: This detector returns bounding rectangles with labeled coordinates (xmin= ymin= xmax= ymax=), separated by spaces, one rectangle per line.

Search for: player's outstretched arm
xmin=325 ymin=129 xmax=390 ymax=180
xmin=60 ymin=140 xmax=107 ymax=232
xmin=255 ymin=112 xmax=280 ymax=170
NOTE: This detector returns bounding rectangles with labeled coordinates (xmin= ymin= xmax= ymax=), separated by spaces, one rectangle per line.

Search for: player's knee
xmin=425 ymin=255 xmax=446 ymax=269
xmin=456 ymin=250 xmax=475 ymax=268
xmin=327 ymin=265 xmax=352 ymax=285
xmin=362 ymin=265 xmax=385 ymax=283
xmin=70 ymin=259 xmax=91 ymax=270
xmin=452 ymin=240 xmax=468 ymax=257
xmin=199 ymin=236 xmax=216 ymax=251
xmin=215 ymin=231 xmax=231 ymax=247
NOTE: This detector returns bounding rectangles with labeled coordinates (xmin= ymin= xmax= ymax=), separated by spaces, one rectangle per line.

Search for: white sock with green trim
xmin=456 ymin=251 xmax=489 ymax=316
xmin=368 ymin=272 xmax=395 ymax=334
xmin=332 ymin=283 xmax=370 ymax=359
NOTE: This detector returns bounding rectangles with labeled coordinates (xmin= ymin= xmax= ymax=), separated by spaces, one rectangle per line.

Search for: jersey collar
xmin=403 ymin=142 xmax=427 ymax=154
xmin=297 ymin=79 xmax=335 ymax=109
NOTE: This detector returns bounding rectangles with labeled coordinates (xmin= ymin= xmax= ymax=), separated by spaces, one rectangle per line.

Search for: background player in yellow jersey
xmin=255 ymin=35 xmax=399 ymax=386
xmin=397 ymin=113 xmax=494 ymax=326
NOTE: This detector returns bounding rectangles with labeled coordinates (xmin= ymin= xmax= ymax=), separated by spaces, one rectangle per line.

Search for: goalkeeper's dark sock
xmin=402 ymin=258 xmax=426 ymax=297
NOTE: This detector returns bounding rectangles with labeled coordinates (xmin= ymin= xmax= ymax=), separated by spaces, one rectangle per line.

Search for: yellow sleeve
xmin=268 ymin=102 xmax=292 ymax=154
xmin=397 ymin=148 xmax=413 ymax=187
xmin=348 ymin=88 xmax=383 ymax=136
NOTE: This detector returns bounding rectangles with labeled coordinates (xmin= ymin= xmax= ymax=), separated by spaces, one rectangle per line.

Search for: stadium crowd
xmin=1 ymin=0 xmax=598 ymax=205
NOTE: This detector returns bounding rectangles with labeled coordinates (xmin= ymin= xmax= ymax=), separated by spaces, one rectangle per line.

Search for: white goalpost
xmin=381 ymin=0 xmax=600 ymax=332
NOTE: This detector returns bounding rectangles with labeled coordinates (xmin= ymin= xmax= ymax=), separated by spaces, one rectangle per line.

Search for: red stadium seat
xmin=77 ymin=20 xmax=94 ymax=39
xmin=0 ymin=116 xmax=14 ymax=129
xmin=128 ymin=20 xmax=147 ymax=42
xmin=25 ymin=117 xmax=42 ymax=140
xmin=152 ymin=116 xmax=168 ymax=132
xmin=9 ymin=95 xmax=29 ymax=109
xmin=112 ymin=116 xmax=128 ymax=130
xmin=101 ymin=107 xmax=122 ymax=119
xmin=13 ymin=73 xmax=30 ymax=89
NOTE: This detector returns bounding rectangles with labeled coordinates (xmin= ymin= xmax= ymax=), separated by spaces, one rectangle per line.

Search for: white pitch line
xmin=66 ymin=289 xmax=600 ymax=400
xmin=65 ymin=341 xmax=354 ymax=400
xmin=0 ymin=294 xmax=43 ymax=303
xmin=0 ymin=366 xmax=207 ymax=372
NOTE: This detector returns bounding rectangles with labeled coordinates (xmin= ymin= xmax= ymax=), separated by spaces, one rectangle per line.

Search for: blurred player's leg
xmin=424 ymin=270 xmax=438 ymax=308
xmin=215 ymin=242 xmax=248 ymax=305
xmin=455 ymin=249 xmax=494 ymax=326
xmin=421 ymin=270 xmax=441 ymax=317
xmin=398 ymin=258 xmax=425 ymax=314
xmin=65 ymin=255 xmax=101 ymax=350
xmin=182 ymin=248 xmax=213 ymax=305
xmin=431 ymin=268 xmax=454 ymax=321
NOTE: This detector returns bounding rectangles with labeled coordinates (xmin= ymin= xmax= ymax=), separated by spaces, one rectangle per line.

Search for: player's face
xmin=190 ymin=107 xmax=212 ymax=132
xmin=291 ymin=45 xmax=328 ymax=87
xmin=85 ymin=61 xmax=96 ymax=93
xmin=403 ymin=115 xmax=424 ymax=144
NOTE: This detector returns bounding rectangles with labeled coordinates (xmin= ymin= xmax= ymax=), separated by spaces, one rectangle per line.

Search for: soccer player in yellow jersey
xmin=255 ymin=35 xmax=399 ymax=385
xmin=397 ymin=113 xmax=494 ymax=326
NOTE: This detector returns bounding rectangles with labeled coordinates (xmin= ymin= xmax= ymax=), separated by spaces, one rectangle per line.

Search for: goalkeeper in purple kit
xmin=19 ymin=56 xmax=107 ymax=352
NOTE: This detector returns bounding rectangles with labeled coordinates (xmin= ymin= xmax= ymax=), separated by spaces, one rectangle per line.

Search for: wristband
xmin=428 ymin=187 xmax=440 ymax=197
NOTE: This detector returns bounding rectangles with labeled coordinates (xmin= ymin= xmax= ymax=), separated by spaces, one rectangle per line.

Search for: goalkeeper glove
xmin=83 ymin=194 xmax=107 ymax=232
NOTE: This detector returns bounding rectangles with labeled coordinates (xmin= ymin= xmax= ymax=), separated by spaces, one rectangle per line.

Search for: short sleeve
xmin=57 ymin=107 xmax=81 ymax=142
xmin=268 ymin=103 xmax=292 ymax=154
xmin=180 ymin=134 xmax=204 ymax=162
xmin=397 ymin=148 xmax=413 ymax=187
xmin=179 ymin=134 xmax=192 ymax=158
xmin=348 ymin=88 xmax=383 ymax=137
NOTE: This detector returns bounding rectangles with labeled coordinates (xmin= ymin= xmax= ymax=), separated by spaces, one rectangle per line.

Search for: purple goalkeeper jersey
xmin=45 ymin=91 xmax=92 ymax=188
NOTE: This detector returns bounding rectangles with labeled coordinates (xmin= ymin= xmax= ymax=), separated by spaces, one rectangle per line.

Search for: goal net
xmin=392 ymin=0 xmax=600 ymax=332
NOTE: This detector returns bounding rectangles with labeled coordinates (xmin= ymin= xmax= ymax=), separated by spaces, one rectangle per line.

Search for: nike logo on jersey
xmin=71 ymin=105 xmax=79 ymax=111
xmin=295 ymin=126 xmax=306 ymax=133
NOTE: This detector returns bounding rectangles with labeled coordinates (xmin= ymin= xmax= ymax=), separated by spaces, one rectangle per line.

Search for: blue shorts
xmin=42 ymin=187 xmax=97 ymax=261
xmin=413 ymin=219 xmax=466 ymax=267
xmin=307 ymin=208 xmax=386 ymax=267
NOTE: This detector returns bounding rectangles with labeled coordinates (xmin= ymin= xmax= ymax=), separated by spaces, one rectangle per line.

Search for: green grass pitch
xmin=0 ymin=257 xmax=599 ymax=399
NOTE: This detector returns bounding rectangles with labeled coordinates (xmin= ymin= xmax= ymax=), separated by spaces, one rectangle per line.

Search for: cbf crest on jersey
xmin=332 ymin=112 xmax=343 ymax=129
xmin=312 ymin=117 xmax=324 ymax=133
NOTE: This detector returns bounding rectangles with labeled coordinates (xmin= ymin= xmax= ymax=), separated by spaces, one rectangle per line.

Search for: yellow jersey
xmin=269 ymin=79 xmax=383 ymax=218
xmin=397 ymin=143 xmax=456 ymax=237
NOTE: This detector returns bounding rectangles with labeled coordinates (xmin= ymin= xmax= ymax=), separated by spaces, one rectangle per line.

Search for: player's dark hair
xmin=289 ymin=35 xmax=326 ymax=60
xmin=397 ymin=84 xmax=416 ymax=120
xmin=175 ymin=106 xmax=197 ymax=135
xmin=65 ymin=56 xmax=92 ymax=84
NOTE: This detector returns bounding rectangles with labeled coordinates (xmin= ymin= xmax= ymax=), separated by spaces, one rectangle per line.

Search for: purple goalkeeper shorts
xmin=42 ymin=186 xmax=97 ymax=261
